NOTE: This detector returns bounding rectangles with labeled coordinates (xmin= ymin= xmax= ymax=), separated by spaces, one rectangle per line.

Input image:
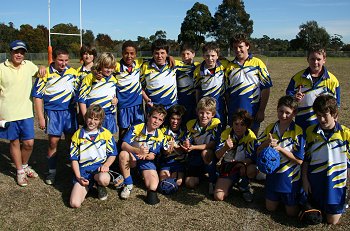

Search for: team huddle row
xmin=0 ymin=36 xmax=347 ymax=225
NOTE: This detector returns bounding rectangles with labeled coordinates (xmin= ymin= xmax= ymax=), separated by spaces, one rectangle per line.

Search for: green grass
xmin=1 ymin=57 xmax=350 ymax=230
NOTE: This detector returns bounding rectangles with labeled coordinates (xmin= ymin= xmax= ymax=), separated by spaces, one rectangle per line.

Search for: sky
xmin=1 ymin=0 xmax=349 ymax=44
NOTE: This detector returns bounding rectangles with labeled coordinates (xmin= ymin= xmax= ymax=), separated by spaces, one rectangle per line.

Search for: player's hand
xmin=146 ymin=100 xmax=153 ymax=108
xmin=38 ymin=118 xmax=46 ymax=130
xmin=268 ymin=133 xmax=278 ymax=148
xmin=255 ymin=109 xmax=265 ymax=123
xmin=78 ymin=177 xmax=89 ymax=186
xmin=167 ymin=137 xmax=175 ymax=153
xmin=38 ymin=65 xmax=47 ymax=77
xmin=225 ymin=134 xmax=234 ymax=150
xmin=139 ymin=143 xmax=149 ymax=156
xmin=181 ymin=139 xmax=191 ymax=152
xmin=99 ymin=165 xmax=109 ymax=173
xmin=302 ymin=178 xmax=312 ymax=195
xmin=111 ymin=95 xmax=118 ymax=106
xmin=295 ymin=85 xmax=305 ymax=102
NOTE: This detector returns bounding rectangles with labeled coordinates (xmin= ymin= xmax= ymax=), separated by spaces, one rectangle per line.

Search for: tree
xmin=83 ymin=30 xmax=95 ymax=46
xmin=96 ymin=33 xmax=114 ymax=51
xmin=212 ymin=0 xmax=253 ymax=49
xmin=0 ymin=22 xmax=19 ymax=52
xmin=329 ymin=34 xmax=344 ymax=51
xmin=51 ymin=23 xmax=81 ymax=54
xmin=18 ymin=24 xmax=47 ymax=52
xmin=178 ymin=2 xmax=212 ymax=50
xmin=150 ymin=30 xmax=167 ymax=43
xmin=295 ymin=21 xmax=330 ymax=50
xmin=137 ymin=36 xmax=151 ymax=51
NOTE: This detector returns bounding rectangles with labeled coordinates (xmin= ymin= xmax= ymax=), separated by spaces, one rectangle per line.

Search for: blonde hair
xmin=197 ymin=97 xmax=216 ymax=115
xmin=93 ymin=52 xmax=116 ymax=71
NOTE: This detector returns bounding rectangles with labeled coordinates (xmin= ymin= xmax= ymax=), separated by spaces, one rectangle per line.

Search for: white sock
xmin=22 ymin=164 xmax=28 ymax=169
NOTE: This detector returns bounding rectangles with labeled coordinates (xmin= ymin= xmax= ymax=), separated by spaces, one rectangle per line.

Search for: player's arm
xmin=190 ymin=140 xmax=215 ymax=151
xmin=71 ymin=160 xmax=89 ymax=186
xmin=142 ymin=89 xmax=153 ymax=108
xmin=100 ymin=155 xmax=116 ymax=172
xmin=33 ymin=97 xmax=45 ymax=130
xmin=301 ymin=161 xmax=311 ymax=194
xmin=275 ymin=146 xmax=302 ymax=165
xmin=79 ymin=103 xmax=87 ymax=118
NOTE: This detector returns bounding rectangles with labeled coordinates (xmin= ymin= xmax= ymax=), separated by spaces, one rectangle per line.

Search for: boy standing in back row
xmin=32 ymin=46 xmax=79 ymax=185
xmin=225 ymin=34 xmax=272 ymax=135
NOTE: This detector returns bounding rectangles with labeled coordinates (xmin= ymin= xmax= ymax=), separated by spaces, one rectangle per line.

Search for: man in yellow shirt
xmin=0 ymin=40 xmax=39 ymax=186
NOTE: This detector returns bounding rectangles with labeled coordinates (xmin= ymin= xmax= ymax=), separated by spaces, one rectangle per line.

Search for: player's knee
xmin=176 ymin=178 xmax=183 ymax=186
xmin=96 ymin=172 xmax=110 ymax=186
xmin=327 ymin=214 xmax=341 ymax=225
xmin=22 ymin=140 xmax=34 ymax=150
xmin=214 ymin=192 xmax=225 ymax=201
xmin=70 ymin=199 xmax=82 ymax=208
xmin=119 ymin=151 xmax=130 ymax=163
xmin=185 ymin=178 xmax=198 ymax=188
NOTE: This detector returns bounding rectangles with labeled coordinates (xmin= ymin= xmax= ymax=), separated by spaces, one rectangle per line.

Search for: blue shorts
xmin=46 ymin=109 xmax=77 ymax=136
xmin=323 ymin=204 xmax=345 ymax=215
xmin=0 ymin=118 xmax=34 ymax=141
xmin=72 ymin=164 xmax=100 ymax=189
xmin=103 ymin=113 xmax=118 ymax=134
xmin=265 ymin=187 xmax=298 ymax=206
xmin=159 ymin=162 xmax=186 ymax=173
xmin=117 ymin=105 xmax=144 ymax=129
xmin=131 ymin=153 xmax=157 ymax=171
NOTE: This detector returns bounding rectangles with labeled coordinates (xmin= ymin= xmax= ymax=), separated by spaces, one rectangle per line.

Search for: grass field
xmin=0 ymin=57 xmax=349 ymax=230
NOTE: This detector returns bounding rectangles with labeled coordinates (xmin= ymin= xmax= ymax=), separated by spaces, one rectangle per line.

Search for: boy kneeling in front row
xmin=70 ymin=105 xmax=117 ymax=208
xmin=119 ymin=105 xmax=167 ymax=205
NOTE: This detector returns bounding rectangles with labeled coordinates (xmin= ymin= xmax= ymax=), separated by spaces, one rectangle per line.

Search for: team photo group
xmin=0 ymin=34 xmax=348 ymax=226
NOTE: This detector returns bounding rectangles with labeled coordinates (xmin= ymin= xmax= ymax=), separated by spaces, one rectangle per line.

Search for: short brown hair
xmin=307 ymin=45 xmax=326 ymax=59
xmin=202 ymin=42 xmax=220 ymax=56
xmin=231 ymin=109 xmax=253 ymax=128
xmin=313 ymin=95 xmax=338 ymax=117
xmin=84 ymin=104 xmax=105 ymax=129
xmin=230 ymin=33 xmax=250 ymax=48
xmin=148 ymin=104 xmax=167 ymax=118
xmin=277 ymin=95 xmax=298 ymax=112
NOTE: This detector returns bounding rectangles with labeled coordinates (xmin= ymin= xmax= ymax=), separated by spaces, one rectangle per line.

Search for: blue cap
xmin=10 ymin=40 xmax=27 ymax=52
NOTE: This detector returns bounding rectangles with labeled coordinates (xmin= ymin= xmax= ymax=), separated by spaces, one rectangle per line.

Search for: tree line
xmin=0 ymin=0 xmax=349 ymax=56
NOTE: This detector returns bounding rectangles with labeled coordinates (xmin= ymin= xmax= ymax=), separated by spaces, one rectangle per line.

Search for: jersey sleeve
xmin=31 ymin=76 xmax=47 ymax=99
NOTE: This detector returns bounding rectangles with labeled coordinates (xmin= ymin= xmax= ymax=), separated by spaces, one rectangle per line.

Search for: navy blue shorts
xmin=103 ymin=113 xmax=118 ymax=134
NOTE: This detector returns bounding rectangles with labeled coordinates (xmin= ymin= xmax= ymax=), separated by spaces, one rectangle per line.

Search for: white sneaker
xmin=120 ymin=184 xmax=133 ymax=199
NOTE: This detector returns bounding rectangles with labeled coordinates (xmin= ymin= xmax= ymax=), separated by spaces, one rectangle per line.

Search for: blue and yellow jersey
xmin=78 ymin=73 xmax=117 ymax=114
xmin=32 ymin=64 xmax=79 ymax=110
xmin=123 ymin=123 xmax=166 ymax=156
xmin=160 ymin=126 xmax=187 ymax=163
xmin=304 ymin=122 xmax=350 ymax=205
xmin=70 ymin=127 xmax=117 ymax=170
xmin=76 ymin=65 xmax=91 ymax=82
xmin=286 ymin=66 xmax=340 ymax=130
xmin=114 ymin=58 xmax=143 ymax=109
xmin=259 ymin=121 xmax=304 ymax=193
xmin=140 ymin=59 xmax=177 ymax=107
xmin=215 ymin=128 xmax=257 ymax=163
xmin=193 ymin=60 xmax=227 ymax=101
xmin=225 ymin=54 xmax=272 ymax=117
xmin=184 ymin=118 xmax=221 ymax=145
xmin=176 ymin=60 xmax=200 ymax=106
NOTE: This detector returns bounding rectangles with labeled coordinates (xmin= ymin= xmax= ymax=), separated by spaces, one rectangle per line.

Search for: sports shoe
xmin=208 ymin=182 xmax=215 ymax=195
xmin=45 ymin=172 xmax=56 ymax=185
xmin=17 ymin=172 xmax=28 ymax=187
xmin=24 ymin=166 xmax=38 ymax=178
xmin=242 ymin=188 xmax=254 ymax=203
xmin=120 ymin=184 xmax=133 ymax=199
xmin=97 ymin=186 xmax=108 ymax=200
